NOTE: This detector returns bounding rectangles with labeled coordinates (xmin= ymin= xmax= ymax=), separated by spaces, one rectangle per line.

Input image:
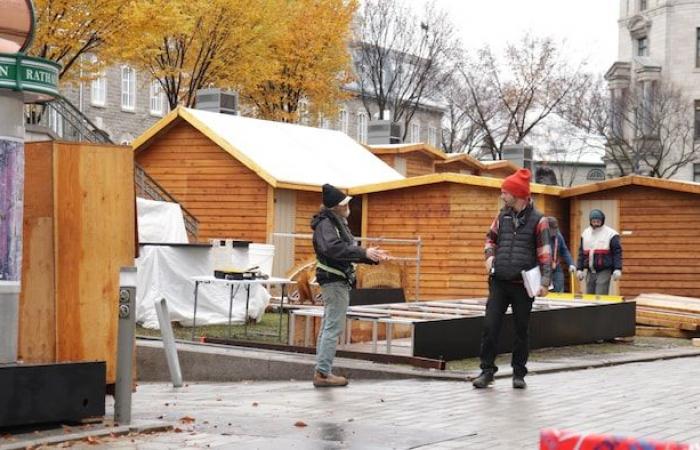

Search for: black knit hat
xmin=589 ymin=209 xmax=605 ymax=225
xmin=322 ymin=183 xmax=351 ymax=208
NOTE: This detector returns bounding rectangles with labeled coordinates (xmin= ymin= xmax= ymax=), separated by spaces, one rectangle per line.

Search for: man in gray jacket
xmin=311 ymin=183 xmax=388 ymax=387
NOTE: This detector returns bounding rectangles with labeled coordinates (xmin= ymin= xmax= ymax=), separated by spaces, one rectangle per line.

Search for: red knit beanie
xmin=501 ymin=168 xmax=532 ymax=199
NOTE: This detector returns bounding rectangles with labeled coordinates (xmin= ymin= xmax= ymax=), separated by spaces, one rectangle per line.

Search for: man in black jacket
xmin=311 ymin=183 xmax=388 ymax=387
xmin=473 ymin=168 xmax=552 ymax=390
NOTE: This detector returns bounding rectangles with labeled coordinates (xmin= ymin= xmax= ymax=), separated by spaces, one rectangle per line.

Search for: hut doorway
xmin=577 ymin=199 xmax=620 ymax=295
xmin=272 ymin=189 xmax=296 ymax=277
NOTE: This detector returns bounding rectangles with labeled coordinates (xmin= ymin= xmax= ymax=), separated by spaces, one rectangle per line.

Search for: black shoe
xmin=472 ymin=371 xmax=495 ymax=388
xmin=512 ymin=376 xmax=527 ymax=389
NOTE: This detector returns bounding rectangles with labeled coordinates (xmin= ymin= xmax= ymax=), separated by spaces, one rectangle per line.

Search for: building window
xmin=640 ymin=0 xmax=647 ymax=11
xmin=428 ymin=126 xmax=437 ymax=146
xmin=149 ymin=80 xmax=164 ymax=116
xmin=587 ymin=168 xmax=606 ymax=181
xmin=410 ymin=121 xmax=420 ymax=143
xmin=696 ymin=28 xmax=700 ymax=68
xmin=121 ymin=66 xmax=136 ymax=111
xmin=695 ymin=101 xmax=700 ymax=139
xmin=48 ymin=107 xmax=63 ymax=137
xmin=339 ymin=109 xmax=349 ymax=134
xmin=637 ymin=37 xmax=648 ymax=57
xmin=91 ymin=72 xmax=106 ymax=107
xmin=298 ymin=99 xmax=309 ymax=125
xmin=694 ymin=163 xmax=700 ymax=182
xmin=357 ymin=112 xmax=368 ymax=144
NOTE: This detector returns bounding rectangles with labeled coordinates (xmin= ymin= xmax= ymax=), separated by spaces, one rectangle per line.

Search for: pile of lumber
xmin=634 ymin=293 xmax=700 ymax=338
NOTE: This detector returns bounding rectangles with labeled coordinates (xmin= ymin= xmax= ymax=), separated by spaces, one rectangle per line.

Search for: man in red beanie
xmin=473 ymin=168 xmax=552 ymax=390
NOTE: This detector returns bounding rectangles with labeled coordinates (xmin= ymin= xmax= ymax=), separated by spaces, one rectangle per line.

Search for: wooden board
xmin=19 ymin=142 xmax=56 ymax=363
xmin=54 ymin=143 xmax=135 ymax=384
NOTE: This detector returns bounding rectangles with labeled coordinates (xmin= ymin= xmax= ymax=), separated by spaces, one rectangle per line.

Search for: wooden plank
xmin=19 ymin=142 xmax=56 ymax=363
xmin=55 ymin=143 xmax=135 ymax=384
xmin=635 ymin=326 xmax=699 ymax=339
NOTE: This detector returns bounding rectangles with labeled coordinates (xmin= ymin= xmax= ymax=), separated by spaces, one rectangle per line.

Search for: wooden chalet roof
xmin=348 ymin=172 xmax=563 ymax=196
xmin=434 ymin=153 xmax=484 ymax=171
xmin=560 ymin=175 xmax=700 ymax=198
xmin=132 ymin=107 xmax=404 ymax=191
xmin=366 ymin=143 xmax=447 ymax=161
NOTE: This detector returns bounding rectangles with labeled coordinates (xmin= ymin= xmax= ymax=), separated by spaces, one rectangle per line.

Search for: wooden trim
xmin=560 ymin=175 xmax=700 ymax=198
xmin=348 ymin=172 xmax=564 ymax=196
xmin=131 ymin=108 xmax=181 ymax=153
xmin=434 ymin=153 xmax=484 ymax=171
xmin=361 ymin=194 xmax=369 ymax=239
xmin=266 ymin=185 xmax=275 ymax=243
xmin=275 ymin=182 xmax=322 ymax=192
xmin=367 ymin=143 xmax=447 ymax=161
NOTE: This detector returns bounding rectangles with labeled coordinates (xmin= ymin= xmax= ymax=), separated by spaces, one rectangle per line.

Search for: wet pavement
xmin=36 ymin=355 xmax=700 ymax=449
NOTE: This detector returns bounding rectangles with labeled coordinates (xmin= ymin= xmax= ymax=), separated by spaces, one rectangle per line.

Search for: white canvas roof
xmin=182 ymin=108 xmax=404 ymax=188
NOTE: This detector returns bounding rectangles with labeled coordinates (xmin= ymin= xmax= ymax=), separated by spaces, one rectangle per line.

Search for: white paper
xmin=521 ymin=266 xmax=541 ymax=298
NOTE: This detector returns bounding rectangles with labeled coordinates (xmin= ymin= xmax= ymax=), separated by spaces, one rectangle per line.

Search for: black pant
xmin=479 ymin=277 xmax=534 ymax=378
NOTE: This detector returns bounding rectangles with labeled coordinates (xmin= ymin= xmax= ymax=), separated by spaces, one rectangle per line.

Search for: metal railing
xmin=134 ymin=162 xmax=199 ymax=239
xmin=25 ymin=96 xmax=112 ymax=144
xmin=271 ymin=232 xmax=422 ymax=301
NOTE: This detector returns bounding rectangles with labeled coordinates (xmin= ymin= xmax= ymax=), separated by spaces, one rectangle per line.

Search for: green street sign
xmin=0 ymin=52 xmax=60 ymax=102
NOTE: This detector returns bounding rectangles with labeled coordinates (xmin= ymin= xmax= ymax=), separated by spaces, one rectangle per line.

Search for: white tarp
xmin=137 ymin=197 xmax=189 ymax=244
xmin=136 ymin=245 xmax=270 ymax=329
xmin=184 ymin=108 xmax=404 ymax=188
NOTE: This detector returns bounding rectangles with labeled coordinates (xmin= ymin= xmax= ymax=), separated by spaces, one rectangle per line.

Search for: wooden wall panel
xmin=19 ymin=142 xmax=56 ymax=363
xmin=569 ymin=186 xmax=700 ymax=298
xmin=136 ymin=121 xmax=268 ymax=243
xmin=404 ymin=153 xmax=436 ymax=177
xmin=54 ymin=143 xmax=135 ymax=384
xmin=293 ymin=190 xmax=319 ymax=270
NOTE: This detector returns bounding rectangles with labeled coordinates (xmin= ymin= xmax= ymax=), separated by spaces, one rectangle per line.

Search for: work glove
xmin=612 ymin=270 xmax=622 ymax=281
xmin=576 ymin=270 xmax=586 ymax=281
xmin=568 ymin=265 xmax=577 ymax=274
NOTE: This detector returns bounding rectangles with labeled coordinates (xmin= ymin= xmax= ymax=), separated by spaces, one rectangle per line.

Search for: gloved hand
xmin=485 ymin=256 xmax=494 ymax=274
xmin=612 ymin=269 xmax=622 ymax=281
xmin=568 ymin=265 xmax=577 ymax=274
xmin=576 ymin=270 xmax=586 ymax=281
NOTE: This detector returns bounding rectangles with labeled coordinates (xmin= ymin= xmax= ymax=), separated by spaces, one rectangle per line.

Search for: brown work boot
xmin=313 ymin=371 xmax=348 ymax=388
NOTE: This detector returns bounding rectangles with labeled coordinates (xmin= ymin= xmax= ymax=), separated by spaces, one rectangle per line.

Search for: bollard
xmin=114 ymin=267 xmax=136 ymax=424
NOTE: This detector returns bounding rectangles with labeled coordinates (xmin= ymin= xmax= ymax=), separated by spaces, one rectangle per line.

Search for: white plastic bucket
xmin=209 ymin=239 xmax=250 ymax=271
xmin=248 ymin=243 xmax=275 ymax=277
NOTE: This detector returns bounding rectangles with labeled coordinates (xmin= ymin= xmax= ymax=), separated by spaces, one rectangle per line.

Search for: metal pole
xmin=0 ymin=91 xmax=25 ymax=364
xmin=154 ymin=298 xmax=183 ymax=388
xmin=115 ymin=267 xmax=136 ymax=425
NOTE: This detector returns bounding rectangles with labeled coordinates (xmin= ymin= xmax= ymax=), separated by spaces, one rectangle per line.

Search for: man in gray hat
xmin=310 ymin=183 xmax=388 ymax=387
xmin=576 ymin=209 xmax=623 ymax=295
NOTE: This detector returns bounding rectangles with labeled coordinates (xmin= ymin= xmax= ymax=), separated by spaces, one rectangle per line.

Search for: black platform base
xmin=0 ymin=361 xmax=106 ymax=429
xmin=413 ymin=301 xmax=636 ymax=360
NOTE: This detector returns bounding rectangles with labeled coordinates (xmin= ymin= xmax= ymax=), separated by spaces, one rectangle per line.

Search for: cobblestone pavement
xmin=53 ymin=356 xmax=700 ymax=449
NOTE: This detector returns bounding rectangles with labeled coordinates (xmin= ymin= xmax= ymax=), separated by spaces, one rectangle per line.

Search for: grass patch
xmin=137 ymin=311 xmax=289 ymax=344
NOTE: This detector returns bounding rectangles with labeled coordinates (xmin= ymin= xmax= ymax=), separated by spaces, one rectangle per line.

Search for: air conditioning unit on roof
xmin=367 ymin=120 xmax=402 ymax=145
xmin=195 ymin=88 xmax=238 ymax=115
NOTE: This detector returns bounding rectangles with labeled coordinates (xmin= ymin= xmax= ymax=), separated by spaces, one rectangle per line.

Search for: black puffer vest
xmin=492 ymin=204 xmax=543 ymax=281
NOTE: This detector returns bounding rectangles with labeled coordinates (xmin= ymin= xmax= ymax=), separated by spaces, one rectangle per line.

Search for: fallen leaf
xmin=252 ymin=402 xmax=258 ymax=407
xmin=157 ymin=415 xmax=164 ymax=420
xmin=173 ymin=427 xmax=183 ymax=433
xmin=348 ymin=418 xmax=354 ymax=422
xmin=85 ymin=436 xmax=101 ymax=445
xmin=179 ymin=416 xmax=196 ymax=424
xmin=294 ymin=421 xmax=308 ymax=428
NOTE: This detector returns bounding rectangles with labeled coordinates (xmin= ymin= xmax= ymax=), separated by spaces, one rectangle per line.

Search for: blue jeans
xmin=552 ymin=266 xmax=565 ymax=293
xmin=315 ymin=281 xmax=350 ymax=375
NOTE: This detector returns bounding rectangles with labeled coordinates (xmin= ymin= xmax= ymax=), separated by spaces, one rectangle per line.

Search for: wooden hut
xmin=132 ymin=107 xmax=403 ymax=276
xmin=561 ymin=176 xmax=700 ymax=298
xmin=349 ymin=173 xmax=565 ymax=300
xmin=434 ymin=153 xmax=483 ymax=175
xmin=478 ymin=160 xmax=519 ymax=179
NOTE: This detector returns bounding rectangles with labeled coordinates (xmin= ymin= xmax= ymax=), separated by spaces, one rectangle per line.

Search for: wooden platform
xmin=289 ymin=298 xmax=636 ymax=360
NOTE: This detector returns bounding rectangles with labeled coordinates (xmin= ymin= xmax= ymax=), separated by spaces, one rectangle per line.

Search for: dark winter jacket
xmin=311 ymin=208 xmax=374 ymax=286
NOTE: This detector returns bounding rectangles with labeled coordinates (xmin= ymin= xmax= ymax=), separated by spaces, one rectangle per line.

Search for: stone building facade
xmin=607 ymin=0 xmax=700 ymax=181
xmin=57 ymin=66 xmax=444 ymax=148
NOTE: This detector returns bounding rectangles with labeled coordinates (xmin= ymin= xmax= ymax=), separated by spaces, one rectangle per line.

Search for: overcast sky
xmin=405 ymin=0 xmax=620 ymax=74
